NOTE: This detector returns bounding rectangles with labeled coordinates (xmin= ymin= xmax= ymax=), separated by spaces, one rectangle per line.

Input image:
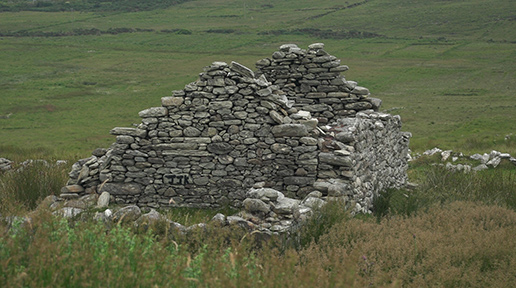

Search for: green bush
xmin=287 ymin=199 xmax=350 ymax=250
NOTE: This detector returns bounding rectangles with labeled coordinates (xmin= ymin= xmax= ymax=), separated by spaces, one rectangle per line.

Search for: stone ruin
xmin=61 ymin=43 xmax=411 ymax=214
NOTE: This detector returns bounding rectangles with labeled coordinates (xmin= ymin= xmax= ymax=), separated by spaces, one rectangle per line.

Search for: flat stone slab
xmin=273 ymin=198 xmax=301 ymax=215
xmin=61 ymin=185 xmax=85 ymax=193
xmin=138 ymin=107 xmax=168 ymax=118
xmin=110 ymin=127 xmax=147 ymax=138
xmin=319 ymin=153 xmax=352 ymax=167
xmin=99 ymin=183 xmax=142 ymax=195
xmin=271 ymin=124 xmax=309 ymax=137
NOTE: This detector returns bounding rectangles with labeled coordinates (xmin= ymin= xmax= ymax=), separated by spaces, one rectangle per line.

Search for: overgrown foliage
xmin=318 ymin=201 xmax=516 ymax=287
xmin=2 ymin=156 xmax=516 ymax=286
xmin=374 ymin=163 xmax=516 ymax=218
xmin=0 ymin=161 xmax=69 ymax=215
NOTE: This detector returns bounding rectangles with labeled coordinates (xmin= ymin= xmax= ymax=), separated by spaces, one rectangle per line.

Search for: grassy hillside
xmin=1 ymin=2 xmax=516 ymax=286
xmin=0 ymin=0 xmax=515 ymax=158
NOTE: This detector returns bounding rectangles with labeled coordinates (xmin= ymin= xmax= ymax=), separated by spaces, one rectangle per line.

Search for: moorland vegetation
xmin=1 ymin=0 xmax=516 ymax=286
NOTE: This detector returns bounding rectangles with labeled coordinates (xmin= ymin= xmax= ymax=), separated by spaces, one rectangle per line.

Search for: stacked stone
xmin=0 ymin=158 xmax=12 ymax=172
xmin=307 ymin=111 xmax=410 ymax=213
xmin=60 ymin=154 xmax=106 ymax=199
xmin=256 ymin=43 xmax=381 ymax=124
xmin=61 ymin=43 xmax=412 ymax=213
xmin=63 ymin=61 xmax=327 ymax=208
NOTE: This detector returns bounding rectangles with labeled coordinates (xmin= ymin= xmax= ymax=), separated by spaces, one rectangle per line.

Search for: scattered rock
xmin=112 ymin=205 xmax=142 ymax=224
xmin=97 ymin=192 xmax=110 ymax=208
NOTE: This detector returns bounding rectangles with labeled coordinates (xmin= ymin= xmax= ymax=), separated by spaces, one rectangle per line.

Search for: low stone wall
xmin=61 ymin=43 xmax=411 ymax=213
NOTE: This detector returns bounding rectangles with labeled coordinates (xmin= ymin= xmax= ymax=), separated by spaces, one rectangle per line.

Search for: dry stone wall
xmin=61 ymin=43 xmax=411 ymax=213
xmin=256 ymin=43 xmax=382 ymax=123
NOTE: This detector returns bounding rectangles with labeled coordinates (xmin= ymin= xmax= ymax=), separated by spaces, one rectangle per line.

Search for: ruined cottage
xmin=61 ymin=43 xmax=411 ymax=213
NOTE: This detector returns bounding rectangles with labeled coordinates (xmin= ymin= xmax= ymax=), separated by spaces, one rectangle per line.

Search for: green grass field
xmin=1 ymin=1 xmax=516 ymax=286
xmin=1 ymin=0 xmax=515 ymax=159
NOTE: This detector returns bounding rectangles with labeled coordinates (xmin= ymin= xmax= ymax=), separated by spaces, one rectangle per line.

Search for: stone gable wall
xmin=61 ymin=43 xmax=411 ymax=213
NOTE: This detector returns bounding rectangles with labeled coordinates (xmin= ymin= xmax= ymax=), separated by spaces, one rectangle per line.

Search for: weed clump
xmin=0 ymin=161 xmax=69 ymax=215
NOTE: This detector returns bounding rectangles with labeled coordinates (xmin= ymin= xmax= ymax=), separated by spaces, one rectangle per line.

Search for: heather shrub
xmin=318 ymin=201 xmax=516 ymax=287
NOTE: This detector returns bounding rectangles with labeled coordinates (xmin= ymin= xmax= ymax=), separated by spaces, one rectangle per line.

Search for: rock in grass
xmin=243 ymin=198 xmax=271 ymax=215
xmin=112 ymin=205 xmax=141 ymax=224
xmin=54 ymin=207 xmax=83 ymax=218
xmin=97 ymin=191 xmax=110 ymax=208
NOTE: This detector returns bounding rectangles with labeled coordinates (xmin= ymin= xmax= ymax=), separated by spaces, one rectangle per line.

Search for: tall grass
xmin=1 ymin=159 xmax=516 ymax=287
xmin=318 ymin=201 xmax=516 ymax=287
xmin=2 ymin=200 xmax=516 ymax=287
xmin=374 ymin=165 xmax=516 ymax=218
xmin=0 ymin=161 xmax=69 ymax=215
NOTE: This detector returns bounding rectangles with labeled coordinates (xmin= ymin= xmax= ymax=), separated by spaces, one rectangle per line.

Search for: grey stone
xmin=208 ymin=101 xmax=233 ymax=110
xmin=313 ymin=181 xmax=330 ymax=192
xmin=61 ymin=185 xmax=85 ymax=193
xmin=135 ymin=209 xmax=162 ymax=230
xmin=284 ymin=177 xmax=314 ymax=186
xmin=257 ymin=87 xmax=273 ymax=97
xmin=243 ymin=198 xmax=271 ymax=214
xmin=139 ymin=107 xmax=168 ymax=118
xmin=100 ymin=183 xmax=142 ymax=195
xmin=271 ymin=143 xmax=291 ymax=154
xmin=330 ymin=65 xmax=349 ymax=72
xmin=62 ymin=43 xmax=411 ymax=217
xmin=156 ymin=143 xmax=199 ymax=150
xmin=351 ymin=86 xmax=370 ymax=95
xmin=307 ymin=92 xmax=326 ymax=99
xmin=272 ymin=51 xmax=285 ymax=59
xmin=335 ymin=132 xmax=354 ymax=143
xmin=345 ymin=102 xmax=373 ymax=110
xmin=368 ymin=97 xmax=382 ymax=110
xmin=256 ymin=58 xmax=271 ymax=67
xmin=328 ymin=180 xmax=348 ymax=196
xmin=280 ymin=43 xmax=299 ymax=51
xmin=230 ymin=61 xmax=255 ymax=78
xmin=302 ymin=197 xmax=325 ymax=209
xmin=308 ymin=43 xmax=324 ymax=50
xmin=110 ymin=127 xmax=147 ymax=138
xmin=207 ymin=142 xmax=233 ymax=155
xmin=112 ymin=205 xmax=142 ymax=223
xmin=227 ymin=216 xmax=253 ymax=231
xmin=183 ymin=127 xmax=202 ymax=137
xmin=299 ymin=137 xmax=318 ymax=146
xmin=271 ymin=124 xmax=309 ymax=137
xmin=210 ymin=213 xmax=227 ymax=226
xmin=319 ymin=153 xmax=352 ymax=167
xmin=273 ymin=197 xmax=300 ymax=215
xmin=487 ymin=157 xmax=501 ymax=168
xmin=303 ymin=104 xmax=331 ymax=112
xmin=161 ymin=96 xmax=184 ymax=107
xmin=194 ymin=176 xmax=210 ymax=186
xmin=247 ymin=188 xmax=284 ymax=201
xmin=269 ymin=110 xmax=284 ymax=124
xmin=55 ymin=207 xmax=83 ymax=218
xmin=97 ymin=191 xmax=110 ymax=208
xmin=116 ymin=135 xmax=135 ymax=144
